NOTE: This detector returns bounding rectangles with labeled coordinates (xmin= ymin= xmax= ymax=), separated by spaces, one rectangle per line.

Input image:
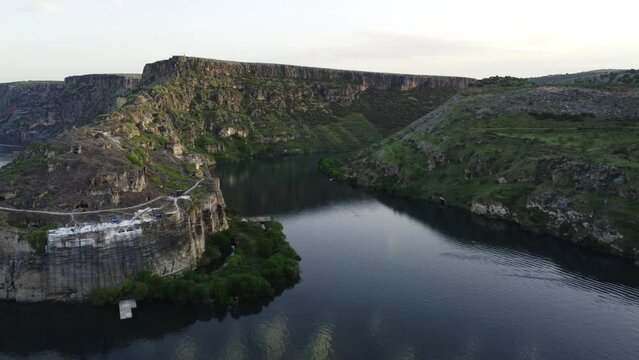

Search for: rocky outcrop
xmin=0 ymin=74 xmax=140 ymax=144
xmin=141 ymin=56 xmax=475 ymax=91
xmin=470 ymin=200 xmax=513 ymax=220
xmin=0 ymin=178 xmax=227 ymax=302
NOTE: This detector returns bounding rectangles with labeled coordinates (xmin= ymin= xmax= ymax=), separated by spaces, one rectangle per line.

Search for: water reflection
xmin=1 ymin=155 xmax=638 ymax=359
xmin=304 ymin=324 xmax=335 ymax=360
xmin=0 ymin=302 xmax=213 ymax=357
xmin=375 ymin=194 xmax=639 ymax=294
xmin=214 ymin=155 xmax=371 ymax=216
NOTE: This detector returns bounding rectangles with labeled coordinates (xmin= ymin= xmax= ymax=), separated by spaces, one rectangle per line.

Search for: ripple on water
xmin=172 ymin=334 xmax=199 ymax=360
xmin=304 ymin=324 xmax=335 ymax=360
xmin=255 ymin=314 xmax=290 ymax=360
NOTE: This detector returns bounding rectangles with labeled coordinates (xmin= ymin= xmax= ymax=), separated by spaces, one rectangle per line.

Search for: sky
xmin=0 ymin=0 xmax=637 ymax=82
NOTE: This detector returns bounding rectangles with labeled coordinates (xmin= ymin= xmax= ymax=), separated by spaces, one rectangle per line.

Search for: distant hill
xmin=530 ymin=69 xmax=639 ymax=85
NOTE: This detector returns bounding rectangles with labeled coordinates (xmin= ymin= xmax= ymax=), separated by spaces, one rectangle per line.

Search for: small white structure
xmin=46 ymin=218 xmax=153 ymax=250
xmin=119 ymin=299 xmax=137 ymax=320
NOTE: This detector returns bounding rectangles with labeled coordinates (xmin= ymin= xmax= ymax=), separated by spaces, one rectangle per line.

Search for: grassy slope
xmin=339 ymin=82 xmax=639 ymax=258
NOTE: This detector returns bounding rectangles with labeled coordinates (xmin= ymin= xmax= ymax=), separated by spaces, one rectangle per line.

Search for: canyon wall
xmin=0 ymin=74 xmax=139 ymax=144
xmin=141 ymin=56 xmax=475 ymax=90
xmin=0 ymin=56 xmax=476 ymax=301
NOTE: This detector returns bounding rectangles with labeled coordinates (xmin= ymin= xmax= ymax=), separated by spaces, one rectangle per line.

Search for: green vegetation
xmin=338 ymin=84 xmax=639 ymax=257
xmin=188 ymin=113 xmax=383 ymax=161
xmin=319 ymin=157 xmax=356 ymax=184
xmin=91 ymin=219 xmax=301 ymax=307
xmin=332 ymin=88 xmax=457 ymax=136
xmin=19 ymin=225 xmax=56 ymax=255
xmin=471 ymin=76 xmax=532 ymax=88
xmin=126 ymin=148 xmax=146 ymax=167
xmin=114 ymin=72 xmax=459 ymax=163
xmin=0 ymin=149 xmax=48 ymax=180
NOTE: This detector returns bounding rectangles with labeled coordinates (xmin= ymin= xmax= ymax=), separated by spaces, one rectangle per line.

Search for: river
xmin=1 ymin=155 xmax=639 ymax=359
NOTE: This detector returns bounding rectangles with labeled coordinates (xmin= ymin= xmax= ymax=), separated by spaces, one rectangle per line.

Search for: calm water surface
xmin=1 ymin=155 xmax=639 ymax=359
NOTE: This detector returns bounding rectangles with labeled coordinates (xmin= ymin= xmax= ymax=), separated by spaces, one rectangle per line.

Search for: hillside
xmin=530 ymin=69 xmax=639 ymax=86
xmin=0 ymin=75 xmax=140 ymax=144
xmin=0 ymin=56 xmax=472 ymax=211
xmin=332 ymin=80 xmax=639 ymax=259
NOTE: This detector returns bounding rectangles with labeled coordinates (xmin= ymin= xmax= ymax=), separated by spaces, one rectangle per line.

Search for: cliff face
xmin=104 ymin=56 xmax=475 ymax=161
xmin=0 ymin=179 xmax=226 ymax=302
xmin=0 ymin=56 xmax=474 ymax=302
xmin=141 ymin=56 xmax=474 ymax=90
xmin=342 ymin=83 xmax=639 ymax=259
xmin=0 ymin=74 xmax=140 ymax=144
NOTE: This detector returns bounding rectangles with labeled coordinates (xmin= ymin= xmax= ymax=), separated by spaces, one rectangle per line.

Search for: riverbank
xmin=319 ymin=156 xmax=639 ymax=265
xmin=325 ymin=82 xmax=639 ymax=262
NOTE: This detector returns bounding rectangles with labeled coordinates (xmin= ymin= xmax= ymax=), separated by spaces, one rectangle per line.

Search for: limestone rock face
xmin=219 ymin=127 xmax=249 ymax=138
xmin=141 ymin=56 xmax=476 ymax=91
xmin=470 ymin=200 xmax=512 ymax=219
xmin=0 ymin=178 xmax=227 ymax=302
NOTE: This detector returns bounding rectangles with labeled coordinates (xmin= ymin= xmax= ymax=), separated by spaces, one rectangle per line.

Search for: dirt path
xmin=0 ymin=179 xmax=204 ymax=217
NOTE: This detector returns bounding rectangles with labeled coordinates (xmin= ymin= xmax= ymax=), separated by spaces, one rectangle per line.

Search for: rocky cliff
xmin=0 ymin=56 xmax=473 ymax=302
xmin=125 ymin=56 xmax=475 ymax=160
xmin=142 ymin=56 xmax=474 ymax=90
xmin=339 ymin=80 xmax=639 ymax=260
xmin=0 ymin=74 xmax=140 ymax=144
xmin=0 ymin=178 xmax=226 ymax=302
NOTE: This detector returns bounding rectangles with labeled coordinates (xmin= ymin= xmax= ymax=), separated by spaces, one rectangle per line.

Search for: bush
xmin=91 ymin=287 xmax=121 ymax=306
xmin=225 ymin=273 xmax=274 ymax=300
xmin=261 ymin=253 xmax=300 ymax=287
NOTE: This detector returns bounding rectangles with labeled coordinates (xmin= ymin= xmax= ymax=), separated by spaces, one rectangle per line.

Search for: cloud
xmin=284 ymin=32 xmax=485 ymax=63
xmin=29 ymin=0 xmax=65 ymax=13
xmin=267 ymin=32 xmax=492 ymax=75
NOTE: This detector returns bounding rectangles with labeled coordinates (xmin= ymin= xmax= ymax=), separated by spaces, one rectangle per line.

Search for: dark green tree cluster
xmin=91 ymin=219 xmax=301 ymax=307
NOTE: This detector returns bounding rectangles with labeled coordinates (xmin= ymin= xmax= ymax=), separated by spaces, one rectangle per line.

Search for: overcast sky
xmin=1 ymin=0 xmax=637 ymax=82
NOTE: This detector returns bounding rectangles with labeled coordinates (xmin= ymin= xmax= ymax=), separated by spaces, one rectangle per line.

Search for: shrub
xmin=91 ymin=287 xmax=121 ymax=306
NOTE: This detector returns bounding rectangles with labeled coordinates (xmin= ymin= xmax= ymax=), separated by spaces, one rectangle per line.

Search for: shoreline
xmin=318 ymin=159 xmax=639 ymax=265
